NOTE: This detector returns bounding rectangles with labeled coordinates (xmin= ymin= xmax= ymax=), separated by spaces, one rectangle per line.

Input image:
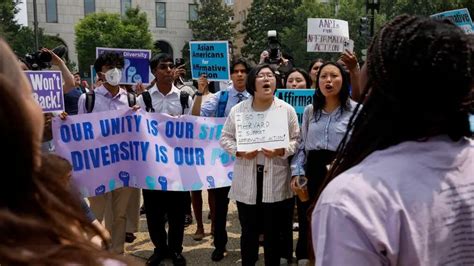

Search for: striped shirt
xmin=219 ymin=97 xmax=300 ymax=204
xmin=291 ymin=100 xmax=358 ymax=176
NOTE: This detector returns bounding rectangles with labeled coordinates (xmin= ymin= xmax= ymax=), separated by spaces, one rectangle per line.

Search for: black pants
xmin=237 ymin=165 xmax=290 ymax=266
xmin=295 ymin=150 xmax=336 ymax=260
xmin=143 ymin=189 xmax=187 ymax=255
xmin=208 ymin=186 xmax=230 ymax=251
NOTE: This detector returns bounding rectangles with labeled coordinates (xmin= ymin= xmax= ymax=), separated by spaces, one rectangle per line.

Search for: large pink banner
xmin=52 ymin=109 xmax=234 ymax=197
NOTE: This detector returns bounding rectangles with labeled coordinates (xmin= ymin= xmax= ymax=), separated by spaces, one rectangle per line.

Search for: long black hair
xmin=312 ymin=62 xmax=351 ymax=121
xmin=284 ymin=68 xmax=312 ymax=89
xmin=322 ymin=15 xmax=473 ymax=191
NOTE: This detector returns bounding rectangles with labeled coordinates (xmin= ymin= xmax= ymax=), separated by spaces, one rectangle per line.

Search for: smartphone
xmin=343 ymin=39 xmax=354 ymax=53
xmin=175 ymin=58 xmax=185 ymax=67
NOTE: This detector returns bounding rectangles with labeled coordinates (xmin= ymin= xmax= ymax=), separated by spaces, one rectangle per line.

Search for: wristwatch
xmin=195 ymin=91 xmax=204 ymax=96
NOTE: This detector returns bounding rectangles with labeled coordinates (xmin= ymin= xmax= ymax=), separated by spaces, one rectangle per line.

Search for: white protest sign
xmin=235 ymin=110 xmax=289 ymax=152
xmin=307 ymin=18 xmax=349 ymax=53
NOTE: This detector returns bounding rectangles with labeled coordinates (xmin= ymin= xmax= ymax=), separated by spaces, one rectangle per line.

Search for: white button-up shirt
xmin=137 ymin=84 xmax=193 ymax=116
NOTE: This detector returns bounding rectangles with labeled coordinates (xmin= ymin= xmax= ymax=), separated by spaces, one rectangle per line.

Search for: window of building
xmin=155 ymin=2 xmax=166 ymax=28
xmin=46 ymin=0 xmax=58 ymax=23
xmin=225 ymin=0 xmax=234 ymax=5
xmin=84 ymin=0 xmax=95 ymax=16
xmin=121 ymin=0 xmax=131 ymax=16
xmin=189 ymin=4 xmax=198 ymax=22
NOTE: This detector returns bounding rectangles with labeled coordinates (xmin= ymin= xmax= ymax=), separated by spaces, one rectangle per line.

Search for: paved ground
xmin=124 ymin=190 xmax=299 ymax=265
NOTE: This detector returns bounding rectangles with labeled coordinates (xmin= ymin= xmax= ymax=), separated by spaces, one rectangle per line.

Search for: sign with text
xmin=307 ymin=18 xmax=349 ymax=53
xmin=190 ymin=41 xmax=230 ymax=81
xmin=25 ymin=70 xmax=64 ymax=113
xmin=235 ymin=110 xmax=289 ymax=152
xmin=53 ymin=110 xmax=234 ymax=197
xmin=431 ymin=8 xmax=474 ymax=34
xmin=277 ymin=89 xmax=315 ymax=125
xmin=96 ymin=47 xmax=152 ymax=85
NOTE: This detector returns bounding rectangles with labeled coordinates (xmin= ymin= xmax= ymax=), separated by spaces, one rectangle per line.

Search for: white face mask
xmin=104 ymin=68 xmax=122 ymax=86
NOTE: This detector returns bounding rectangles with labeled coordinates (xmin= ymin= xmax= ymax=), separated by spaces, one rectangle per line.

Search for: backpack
xmin=85 ymin=90 xmax=136 ymax=113
xmin=141 ymin=90 xmax=190 ymax=115
xmin=216 ymin=91 xmax=229 ymax=117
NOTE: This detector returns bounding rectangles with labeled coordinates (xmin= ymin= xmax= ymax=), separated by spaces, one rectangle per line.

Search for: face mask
xmin=104 ymin=68 xmax=122 ymax=86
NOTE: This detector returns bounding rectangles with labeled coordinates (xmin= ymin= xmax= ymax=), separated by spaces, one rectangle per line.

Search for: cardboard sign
xmin=307 ymin=18 xmax=350 ymax=53
xmin=235 ymin=110 xmax=289 ymax=152
xmin=190 ymin=41 xmax=230 ymax=81
xmin=431 ymin=8 xmax=474 ymax=34
xmin=25 ymin=70 xmax=64 ymax=113
xmin=96 ymin=47 xmax=152 ymax=85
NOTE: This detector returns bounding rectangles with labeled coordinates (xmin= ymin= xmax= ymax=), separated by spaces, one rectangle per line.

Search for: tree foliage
xmin=75 ymin=7 xmax=153 ymax=74
xmin=240 ymin=0 xmax=300 ymax=63
xmin=188 ymin=0 xmax=235 ymax=41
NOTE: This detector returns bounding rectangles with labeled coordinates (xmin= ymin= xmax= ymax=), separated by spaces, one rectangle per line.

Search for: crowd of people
xmin=0 ymin=14 xmax=473 ymax=266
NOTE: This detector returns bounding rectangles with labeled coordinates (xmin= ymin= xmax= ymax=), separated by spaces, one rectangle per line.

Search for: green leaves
xmin=75 ymin=7 xmax=153 ymax=74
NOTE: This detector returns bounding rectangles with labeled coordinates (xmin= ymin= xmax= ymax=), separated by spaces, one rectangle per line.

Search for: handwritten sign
xmin=307 ymin=18 xmax=349 ymax=53
xmin=235 ymin=110 xmax=289 ymax=152
xmin=96 ymin=47 xmax=152 ymax=85
xmin=431 ymin=8 xmax=474 ymax=34
xmin=277 ymin=89 xmax=314 ymax=125
xmin=190 ymin=41 xmax=230 ymax=81
xmin=25 ymin=70 xmax=64 ymax=113
xmin=53 ymin=110 xmax=234 ymax=197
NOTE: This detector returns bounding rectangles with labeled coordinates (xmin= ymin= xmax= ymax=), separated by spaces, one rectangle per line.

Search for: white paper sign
xmin=235 ymin=110 xmax=289 ymax=152
xmin=307 ymin=18 xmax=349 ymax=53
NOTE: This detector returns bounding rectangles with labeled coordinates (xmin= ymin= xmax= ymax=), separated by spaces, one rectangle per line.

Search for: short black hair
xmin=246 ymin=64 xmax=277 ymax=96
xmin=150 ymin=53 xmax=173 ymax=72
xmin=94 ymin=52 xmax=124 ymax=73
xmin=230 ymin=58 xmax=250 ymax=74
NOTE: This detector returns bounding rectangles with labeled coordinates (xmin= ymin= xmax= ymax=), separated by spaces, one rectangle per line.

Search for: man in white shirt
xmin=136 ymin=54 xmax=192 ymax=266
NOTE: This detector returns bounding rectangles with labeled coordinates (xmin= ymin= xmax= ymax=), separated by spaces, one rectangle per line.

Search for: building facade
xmin=26 ymin=0 xmax=197 ymax=67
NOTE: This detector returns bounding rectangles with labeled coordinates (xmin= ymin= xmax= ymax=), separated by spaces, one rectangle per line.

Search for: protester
xmin=0 ymin=38 xmax=127 ymax=265
xmin=311 ymin=15 xmax=473 ymax=265
xmin=307 ymin=59 xmax=324 ymax=89
xmin=290 ymin=61 xmax=357 ymax=265
xmin=136 ymin=53 xmax=193 ymax=266
xmin=285 ymin=68 xmax=312 ymax=89
xmin=189 ymin=74 xmax=216 ymax=241
xmin=63 ymin=72 xmax=87 ymax=115
xmin=76 ymin=51 xmax=139 ymax=254
xmin=191 ymin=58 xmax=251 ymax=262
xmin=220 ymin=64 xmax=300 ymax=265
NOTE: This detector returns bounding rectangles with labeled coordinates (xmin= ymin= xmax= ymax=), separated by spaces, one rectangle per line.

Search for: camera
xmin=175 ymin=58 xmax=185 ymax=67
xmin=266 ymin=30 xmax=281 ymax=65
xmin=24 ymin=45 xmax=67 ymax=70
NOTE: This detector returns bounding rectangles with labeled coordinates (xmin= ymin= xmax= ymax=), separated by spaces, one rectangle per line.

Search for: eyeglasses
xmin=256 ymin=73 xmax=275 ymax=79
xmin=157 ymin=63 xmax=175 ymax=70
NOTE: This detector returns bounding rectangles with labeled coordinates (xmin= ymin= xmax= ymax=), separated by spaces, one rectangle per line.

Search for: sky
xmin=15 ymin=0 xmax=28 ymax=26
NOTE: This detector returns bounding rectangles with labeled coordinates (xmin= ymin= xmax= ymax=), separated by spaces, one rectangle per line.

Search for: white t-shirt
xmin=312 ymin=136 xmax=474 ymax=266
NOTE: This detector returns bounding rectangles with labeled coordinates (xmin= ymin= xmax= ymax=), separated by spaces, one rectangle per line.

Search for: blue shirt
xmin=291 ymin=99 xmax=358 ymax=176
xmin=200 ymin=85 xmax=250 ymax=117
xmin=64 ymin=87 xmax=84 ymax=115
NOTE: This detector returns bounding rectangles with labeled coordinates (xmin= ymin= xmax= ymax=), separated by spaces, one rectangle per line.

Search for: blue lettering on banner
xmin=165 ymin=121 xmax=194 ymax=139
xmin=99 ymin=115 xmax=142 ymax=137
xmin=71 ymin=141 xmax=150 ymax=171
xmin=174 ymin=147 xmax=205 ymax=166
xmin=146 ymin=119 xmax=159 ymax=136
xmin=154 ymin=145 xmax=169 ymax=163
xmin=199 ymin=124 xmax=223 ymax=140
xmin=210 ymin=148 xmax=235 ymax=166
xmin=60 ymin=122 xmax=95 ymax=143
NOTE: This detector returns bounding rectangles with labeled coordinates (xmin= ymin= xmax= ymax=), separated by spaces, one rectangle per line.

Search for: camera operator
xmin=21 ymin=46 xmax=76 ymax=153
xmin=259 ymin=30 xmax=293 ymax=87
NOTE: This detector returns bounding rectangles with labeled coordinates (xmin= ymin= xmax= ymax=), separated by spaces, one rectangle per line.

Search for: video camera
xmin=24 ymin=45 xmax=67 ymax=70
xmin=266 ymin=30 xmax=281 ymax=65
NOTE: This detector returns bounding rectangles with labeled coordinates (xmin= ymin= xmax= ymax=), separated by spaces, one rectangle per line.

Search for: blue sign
xmin=277 ymin=89 xmax=315 ymax=125
xmin=25 ymin=70 xmax=64 ymax=113
xmin=190 ymin=41 xmax=230 ymax=81
xmin=96 ymin=47 xmax=152 ymax=85
xmin=431 ymin=8 xmax=474 ymax=34
xmin=90 ymin=65 xmax=96 ymax=87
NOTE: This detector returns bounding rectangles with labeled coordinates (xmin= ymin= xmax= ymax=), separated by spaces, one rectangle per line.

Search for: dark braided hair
xmin=321 ymin=15 xmax=473 ymax=192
